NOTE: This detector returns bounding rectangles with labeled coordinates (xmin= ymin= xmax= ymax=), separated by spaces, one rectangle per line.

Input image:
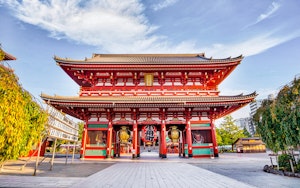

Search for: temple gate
xmin=41 ymin=53 xmax=256 ymax=159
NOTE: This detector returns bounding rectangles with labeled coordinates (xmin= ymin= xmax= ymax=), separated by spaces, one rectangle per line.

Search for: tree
xmin=276 ymin=79 xmax=300 ymax=150
xmin=216 ymin=130 xmax=223 ymax=146
xmin=243 ymin=127 xmax=252 ymax=138
xmin=0 ymin=63 xmax=48 ymax=163
xmin=77 ymin=122 xmax=84 ymax=141
xmin=253 ymin=77 xmax=300 ymax=153
xmin=216 ymin=115 xmax=245 ymax=146
xmin=0 ymin=49 xmax=4 ymax=61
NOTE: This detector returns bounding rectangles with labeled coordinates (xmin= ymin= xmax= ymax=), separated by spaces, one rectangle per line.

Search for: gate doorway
xmin=141 ymin=125 xmax=158 ymax=152
xmin=114 ymin=125 xmax=133 ymax=158
xmin=113 ymin=124 xmax=186 ymax=159
xmin=166 ymin=124 xmax=185 ymax=157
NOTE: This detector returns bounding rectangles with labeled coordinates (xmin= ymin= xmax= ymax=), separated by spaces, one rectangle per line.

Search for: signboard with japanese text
xmin=46 ymin=105 xmax=79 ymax=142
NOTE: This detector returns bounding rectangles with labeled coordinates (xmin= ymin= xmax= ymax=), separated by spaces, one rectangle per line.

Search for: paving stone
xmin=1 ymin=151 xmax=299 ymax=188
xmin=72 ymin=162 xmax=254 ymax=188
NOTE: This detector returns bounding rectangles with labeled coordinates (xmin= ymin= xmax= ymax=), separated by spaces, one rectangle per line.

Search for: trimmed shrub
xmin=278 ymin=154 xmax=293 ymax=171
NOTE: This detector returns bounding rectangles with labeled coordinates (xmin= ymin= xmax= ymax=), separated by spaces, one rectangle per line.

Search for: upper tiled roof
xmin=54 ymin=53 xmax=243 ymax=65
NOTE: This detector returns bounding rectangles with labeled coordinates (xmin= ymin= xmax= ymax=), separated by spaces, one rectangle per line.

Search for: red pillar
xmin=132 ymin=120 xmax=138 ymax=158
xmin=211 ymin=119 xmax=219 ymax=157
xmin=182 ymin=130 xmax=186 ymax=157
xmin=112 ymin=130 xmax=116 ymax=158
xmin=80 ymin=121 xmax=88 ymax=159
xmin=160 ymin=120 xmax=167 ymax=158
xmin=106 ymin=120 xmax=113 ymax=158
xmin=137 ymin=128 xmax=140 ymax=157
xmin=186 ymin=120 xmax=193 ymax=157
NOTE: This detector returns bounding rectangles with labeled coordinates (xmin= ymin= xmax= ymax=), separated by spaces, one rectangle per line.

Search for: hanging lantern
xmin=142 ymin=125 xmax=157 ymax=144
xmin=119 ymin=126 xmax=130 ymax=144
xmin=169 ymin=126 xmax=179 ymax=143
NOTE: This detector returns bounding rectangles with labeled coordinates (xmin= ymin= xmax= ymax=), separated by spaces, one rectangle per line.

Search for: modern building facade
xmin=235 ymin=117 xmax=255 ymax=136
xmin=41 ymin=53 xmax=256 ymax=159
xmin=249 ymin=99 xmax=263 ymax=117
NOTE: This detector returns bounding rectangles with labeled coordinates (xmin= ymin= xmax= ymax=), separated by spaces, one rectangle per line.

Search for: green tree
xmin=216 ymin=130 xmax=223 ymax=146
xmin=253 ymin=77 xmax=300 ymax=153
xmin=276 ymin=79 xmax=300 ymax=150
xmin=216 ymin=115 xmax=245 ymax=146
xmin=243 ymin=127 xmax=252 ymax=137
xmin=0 ymin=49 xmax=4 ymax=61
xmin=254 ymin=99 xmax=280 ymax=152
xmin=77 ymin=122 xmax=84 ymax=141
xmin=0 ymin=63 xmax=48 ymax=163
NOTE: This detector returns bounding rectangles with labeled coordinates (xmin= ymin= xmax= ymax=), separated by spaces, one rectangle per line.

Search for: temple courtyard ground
xmin=0 ymin=151 xmax=299 ymax=187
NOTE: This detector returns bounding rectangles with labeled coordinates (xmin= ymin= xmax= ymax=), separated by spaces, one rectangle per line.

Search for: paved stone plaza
xmin=0 ymin=152 xmax=299 ymax=188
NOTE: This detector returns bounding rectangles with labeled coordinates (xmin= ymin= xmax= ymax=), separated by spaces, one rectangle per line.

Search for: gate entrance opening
xmin=112 ymin=124 xmax=187 ymax=159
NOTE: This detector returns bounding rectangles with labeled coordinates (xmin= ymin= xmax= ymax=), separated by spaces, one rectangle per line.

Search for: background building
xmin=249 ymin=99 xmax=263 ymax=117
xmin=235 ymin=117 xmax=255 ymax=136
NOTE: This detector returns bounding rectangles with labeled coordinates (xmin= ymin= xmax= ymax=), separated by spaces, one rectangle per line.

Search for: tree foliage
xmin=0 ymin=64 xmax=48 ymax=162
xmin=243 ymin=127 xmax=252 ymax=137
xmin=216 ymin=115 xmax=245 ymax=146
xmin=77 ymin=122 xmax=84 ymax=141
xmin=253 ymin=77 xmax=300 ymax=153
xmin=0 ymin=50 xmax=4 ymax=61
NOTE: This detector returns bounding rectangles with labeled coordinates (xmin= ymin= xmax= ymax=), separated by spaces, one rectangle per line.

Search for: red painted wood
xmin=132 ymin=121 xmax=138 ymax=158
xmin=160 ymin=121 xmax=167 ymax=158
xmin=106 ymin=121 xmax=113 ymax=158
xmin=186 ymin=121 xmax=193 ymax=157
xmin=210 ymin=120 xmax=218 ymax=157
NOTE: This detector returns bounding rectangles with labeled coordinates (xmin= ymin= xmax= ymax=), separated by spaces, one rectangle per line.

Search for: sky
xmin=0 ymin=0 xmax=300 ymax=122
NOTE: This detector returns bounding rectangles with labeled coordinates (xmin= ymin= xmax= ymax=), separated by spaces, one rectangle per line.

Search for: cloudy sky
xmin=0 ymin=0 xmax=300 ymax=120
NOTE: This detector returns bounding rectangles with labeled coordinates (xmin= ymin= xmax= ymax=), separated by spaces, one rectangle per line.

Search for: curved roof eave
xmin=40 ymin=92 xmax=257 ymax=104
xmin=53 ymin=54 xmax=243 ymax=65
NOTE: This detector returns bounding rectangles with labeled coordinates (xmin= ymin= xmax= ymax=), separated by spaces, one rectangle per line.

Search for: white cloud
xmin=203 ymin=32 xmax=300 ymax=58
xmin=2 ymin=0 xmax=299 ymax=57
xmin=244 ymin=1 xmax=281 ymax=29
xmin=4 ymin=0 xmax=160 ymax=53
xmin=152 ymin=0 xmax=178 ymax=11
xmin=256 ymin=88 xmax=278 ymax=100
xmin=256 ymin=2 xmax=280 ymax=23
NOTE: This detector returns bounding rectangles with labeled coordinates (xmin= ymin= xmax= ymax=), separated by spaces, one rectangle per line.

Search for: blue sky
xmin=0 ymin=0 xmax=300 ymax=120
